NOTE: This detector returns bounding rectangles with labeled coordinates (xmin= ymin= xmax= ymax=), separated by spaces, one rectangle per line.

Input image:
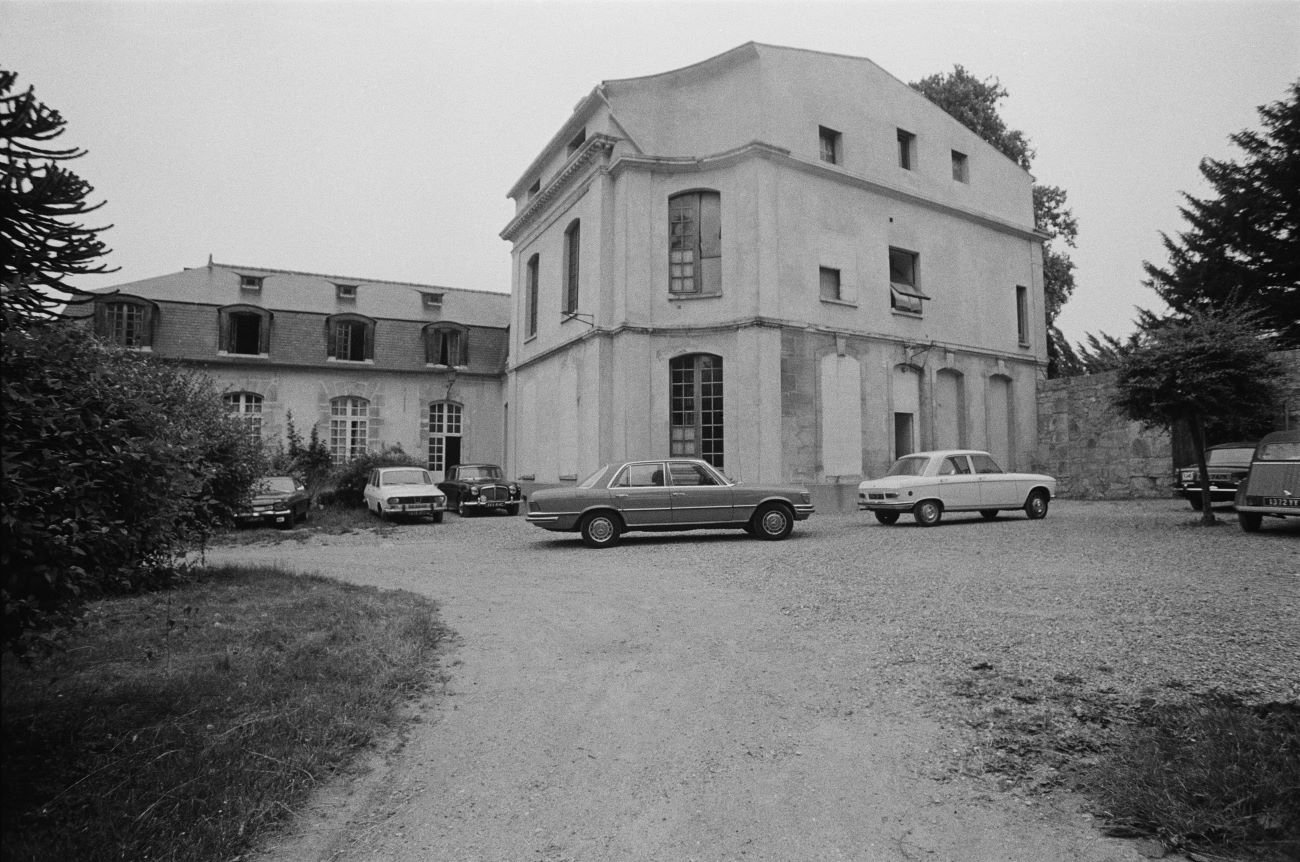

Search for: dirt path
xmin=204 ymin=505 xmax=1251 ymax=862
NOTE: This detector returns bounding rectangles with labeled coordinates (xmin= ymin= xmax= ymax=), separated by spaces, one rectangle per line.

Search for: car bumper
xmin=1176 ymin=487 xmax=1238 ymax=502
xmin=857 ymin=500 xmax=912 ymax=512
xmin=236 ymin=511 xmax=296 ymax=526
xmin=793 ymin=503 xmax=815 ymax=520
xmin=525 ymin=512 xmax=580 ymax=531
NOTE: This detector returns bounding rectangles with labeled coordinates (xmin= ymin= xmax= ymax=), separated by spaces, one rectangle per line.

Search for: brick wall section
xmin=1036 ymin=349 xmax=1300 ymax=499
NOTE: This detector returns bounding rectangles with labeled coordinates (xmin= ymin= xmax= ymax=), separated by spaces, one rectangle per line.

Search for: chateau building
xmin=82 ymin=261 xmax=511 ymax=481
xmin=501 ymin=43 xmax=1048 ymax=502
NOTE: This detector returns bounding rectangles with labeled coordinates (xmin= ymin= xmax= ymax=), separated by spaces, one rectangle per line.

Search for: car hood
xmin=378 ymin=484 xmax=445 ymax=497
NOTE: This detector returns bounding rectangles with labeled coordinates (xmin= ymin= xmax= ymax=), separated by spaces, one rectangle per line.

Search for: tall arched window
xmin=428 ymin=401 xmax=463 ymax=475
xmin=670 ymin=354 xmax=724 ymax=469
xmin=668 ymin=191 xmax=721 ymax=296
xmin=562 ymin=220 xmax=581 ymax=315
xmin=525 ymin=254 xmax=539 ymax=338
xmin=329 ymin=396 xmax=369 ymax=463
xmin=223 ymin=392 xmax=263 ymax=443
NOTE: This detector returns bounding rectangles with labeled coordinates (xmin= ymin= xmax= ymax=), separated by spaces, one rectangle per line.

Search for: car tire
xmin=432 ymin=511 xmax=444 ymax=524
xmin=913 ymin=500 xmax=942 ymax=527
xmin=377 ymin=505 xmax=388 ymax=522
xmin=505 ymin=504 xmax=520 ymax=516
xmin=979 ymin=509 xmax=998 ymax=520
xmin=580 ymin=512 xmax=622 ymax=549
xmin=752 ymin=503 xmax=794 ymax=540
xmin=1024 ymin=490 xmax=1050 ymax=520
xmin=1238 ymin=511 xmax=1263 ymax=532
xmin=873 ymin=511 xmax=900 ymax=526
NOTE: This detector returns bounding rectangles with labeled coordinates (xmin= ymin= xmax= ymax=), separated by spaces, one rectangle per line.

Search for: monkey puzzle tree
xmin=911 ymin=66 xmax=1080 ymax=376
xmin=1 ymin=68 xmax=116 ymax=329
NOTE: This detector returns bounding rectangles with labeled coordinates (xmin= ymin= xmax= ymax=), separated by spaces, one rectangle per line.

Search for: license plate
xmin=402 ymin=505 xmax=431 ymax=513
xmin=1264 ymin=498 xmax=1299 ymax=508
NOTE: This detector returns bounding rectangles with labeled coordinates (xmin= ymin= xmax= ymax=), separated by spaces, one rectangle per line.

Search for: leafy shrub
xmin=264 ymin=411 xmax=334 ymax=496
xmin=330 ymin=445 xmax=425 ymax=508
xmin=1 ymin=323 xmax=262 ymax=655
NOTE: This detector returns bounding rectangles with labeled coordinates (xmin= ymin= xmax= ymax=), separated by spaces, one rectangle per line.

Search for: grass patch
xmin=1 ymin=565 xmax=450 ymax=862
xmin=949 ymin=668 xmax=1300 ymax=860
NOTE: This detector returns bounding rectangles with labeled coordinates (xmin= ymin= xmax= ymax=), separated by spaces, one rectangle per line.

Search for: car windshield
xmin=260 ymin=477 xmax=297 ymax=493
xmin=1258 ymin=441 xmax=1300 ymax=461
xmin=1207 ymin=447 xmax=1255 ymax=466
xmin=457 ymin=465 xmax=502 ymax=480
xmin=382 ymin=469 xmax=433 ymax=485
xmin=578 ymin=465 xmax=611 ymax=489
xmin=886 ymin=456 xmax=930 ymax=477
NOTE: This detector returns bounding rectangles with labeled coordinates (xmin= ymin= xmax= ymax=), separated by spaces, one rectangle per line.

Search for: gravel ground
xmin=215 ymin=499 xmax=1299 ymax=862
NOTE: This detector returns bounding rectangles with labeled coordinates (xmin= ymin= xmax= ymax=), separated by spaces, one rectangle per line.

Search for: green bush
xmin=264 ymin=411 xmax=334 ymax=496
xmin=330 ymin=445 xmax=425 ymax=508
xmin=1 ymin=323 xmax=262 ymax=655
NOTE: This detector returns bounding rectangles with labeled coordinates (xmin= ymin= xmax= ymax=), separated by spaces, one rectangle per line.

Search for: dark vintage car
xmin=525 ymin=458 xmax=814 ymax=548
xmin=1235 ymin=429 xmax=1300 ymax=532
xmin=1173 ymin=441 xmax=1256 ymax=510
xmin=437 ymin=463 xmax=522 ymax=516
xmin=236 ymin=476 xmax=311 ymax=528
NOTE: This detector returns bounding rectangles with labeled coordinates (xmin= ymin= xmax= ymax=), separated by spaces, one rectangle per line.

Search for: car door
xmin=936 ymin=455 xmax=982 ymax=510
xmin=970 ymin=453 xmax=1020 ymax=507
xmin=667 ymin=461 xmax=735 ymax=524
xmin=609 ymin=462 xmax=673 ymax=527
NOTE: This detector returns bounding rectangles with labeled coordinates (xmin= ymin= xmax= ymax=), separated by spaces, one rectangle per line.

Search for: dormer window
xmin=423 ymin=292 xmax=443 ymax=309
xmin=425 ymin=322 xmax=469 ymax=367
xmin=567 ymin=129 xmax=587 ymax=156
xmin=336 ymin=283 xmax=357 ymax=300
xmin=527 ymin=179 xmax=541 ymax=199
xmin=218 ymin=305 xmax=273 ymax=355
xmin=325 ymin=314 xmax=375 ymax=362
xmin=94 ymin=296 xmax=158 ymax=349
xmin=239 ymin=274 xmax=264 ymax=292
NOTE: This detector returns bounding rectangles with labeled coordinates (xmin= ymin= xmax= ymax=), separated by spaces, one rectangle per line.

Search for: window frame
xmin=819 ymin=266 xmax=843 ymax=303
xmin=329 ymin=396 xmax=370 ymax=464
xmin=1016 ymin=284 xmax=1031 ymax=346
xmin=324 ymin=313 xmax=375 ymax=362
xmin=818 ymin=125 xmax=841 ymax=165
xmin=668 ymin=190 xmax=722 ymax=297
xmin=897 ymin=128 xmax=916 ymax=171
xmin=94 ymin=296 xmax=157 ymax=349
xmin=425 ymin=322 xmax=469 ymax=367
xmin=223 ymin=391 xmax=264 ymax=443
xmin=670 ymin=353 xmax=725 ymax=470
xmin=525 ymin=254 xmax=539 ymax=339
xmin=238 ymin=274 xmax=264 ymax=293
xmin=562 ymin=220 xmax=581 ymax=316
xmin=218 ymin=304 xmax=273 ymax=356
xmin=888 ymin=247 xmax=929 ymax=315
xmin=951 ymin=150 xmax=969 ymax=183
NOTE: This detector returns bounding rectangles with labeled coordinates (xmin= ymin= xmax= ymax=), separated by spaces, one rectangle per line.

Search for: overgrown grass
xmin=214 ymin=504 xmax=387 ymax=546
xmin=1087 ymin=696 xmax=1300 ymax=859
xmin=951 ymin=668 xmax=1300 ymax=860
xmin=1 ymin=565 xmax=450 ymax=862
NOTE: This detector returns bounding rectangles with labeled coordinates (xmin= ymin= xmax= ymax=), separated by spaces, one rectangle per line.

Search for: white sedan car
xmin=363 ymin=467 xmax=448 ymax=523
xmin=858 ymin=450 xmax=1056 ymax=526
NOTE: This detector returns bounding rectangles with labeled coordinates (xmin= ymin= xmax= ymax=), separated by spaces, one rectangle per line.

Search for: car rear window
xmin=886 ymin=456 xmax=929 ymax=477
xmin=382 ymin=469 xmax=432 ymax=485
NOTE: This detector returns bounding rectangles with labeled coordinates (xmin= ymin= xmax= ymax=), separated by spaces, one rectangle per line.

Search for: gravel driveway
xmin=217 ymin=500 xmax=1299 ymax=862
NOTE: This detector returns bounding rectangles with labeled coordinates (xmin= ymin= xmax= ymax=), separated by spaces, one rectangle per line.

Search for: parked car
xmin=236 ymin=476 xmax=312 ymax=528
xmin=525 ymin=458 xmax=814 ymax=548
xmin=363 ymin=467 xmax=448 ymax=523
xmin=1235 ymin=429 xmax=1300 ymax=532
xmin=857 ymin=450 xmax=1056 ymax=526
xmin=1173 ymin=441 xmax=1256 ymax=510
xmin=438 ymin=463 xmax=522 ymax=516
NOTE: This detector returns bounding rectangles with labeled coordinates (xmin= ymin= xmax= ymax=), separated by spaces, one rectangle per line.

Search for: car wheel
xmin=1238 ymin=511 xmax=1262 ymax=532
xmin=580 ymin=512 xmax=622 ymax=549
xmin=873 ymin=511 xmax=900 ymax=526
xmin=913 ymin=500 xmax=942 ymax=527
xmin=752 ymin=503 xmax=794 ymax=540
xmin=1024 ymin=490 xmax=1050 ymax=520
xmin=979 ymin=509 xmax=999 ymax=520
xmin=377 ymin=505 xmax=388 ymax=522
xmin=505 ymin=504 xmax=520 ymax=516
xmin=432 ymin=511 xmax=444 ymax=524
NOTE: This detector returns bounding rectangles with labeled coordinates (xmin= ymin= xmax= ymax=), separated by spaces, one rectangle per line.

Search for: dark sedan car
xmin=1173 ymin=441 xmax=1256 ymax=510
xmin=525 ymin=458 xmax=814 ymax=548
xmin=236 ymin=476 xmax=311 ymax=528
xmin=438 ymin=463 xmax=522 ymax=516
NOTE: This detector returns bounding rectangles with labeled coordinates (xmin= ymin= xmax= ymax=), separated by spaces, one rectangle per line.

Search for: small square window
xmin=239 ymin=274 xmax=263 ymax=292
xmin=423 ymin=292 xmax=443 ymax=309
xmin=889 ymin=247 xmax=928 ymax=315
xmin=818 ymin=126 xmax=841 ymax=165
xmin=897 ymin=129 xmax=916 ymax=171
xmin=952 ymin=150 xmax=969 ymax=183
xmin=527 ymin=179 xmax=541 ymax=199
xmin=819 ymin=267 xmax=842 ymax=302
xmin=336 ymin=283 xmax=357 ymax=300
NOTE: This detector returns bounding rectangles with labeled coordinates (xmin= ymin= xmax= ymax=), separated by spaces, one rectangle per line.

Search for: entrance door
xmin=428 ymin=401 xmax=463 ymax=483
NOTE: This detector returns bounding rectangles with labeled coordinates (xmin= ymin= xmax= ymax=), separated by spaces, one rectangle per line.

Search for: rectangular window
xmin=223 ymin=392 xmax=263 ymax=443
xmin=889 ymin=247 xmax=928 ymax=315
xmin=107 ymin=303 xmax=146 ymax=347
xmin=818 ymin=126 xmax=841 ymax=165
xmin=951 ymin=150 xmax=969 ymax=183
xmin=669 ymin=191 xmax=721 ymax=296
xmin=566 ymin=129 xmax=586 ymax=156
xmin=329 ymin=398 xmax=369 ymax=464
xmin=894 ymin=412 xmax=915 ymax=460
xmin=819 ymin=267 xmax=842 ymax=302
xmin=239 ymin=275 xmax=263 ymax=292
xmin=230 ymin=312 xmax=262 ymax=355
xmin=527 ymin=179 xmax=541 ymax=199
xmin=563 ymin=222 xmax=580 ymax=315
xmin=1016 ymin=285 xmax=1030 ymax=345
xmin=335 ymin=283 xmax=357 ymax=300
xmin=436 ymin=328 xmax=465 ymax=366
xmin=525 ymin=255 xmax=539 ymax=338
xmin=423 ymin=292 xmax=443 ymax=309
xmin=334 ymin=321 xmax=367 ymax=360
xmin=897 ymin=129 xmax=916 ymax=170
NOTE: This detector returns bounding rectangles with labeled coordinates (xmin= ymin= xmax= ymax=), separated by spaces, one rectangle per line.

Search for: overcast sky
xmin=5 ymin=1 xmax=1297 ymax=346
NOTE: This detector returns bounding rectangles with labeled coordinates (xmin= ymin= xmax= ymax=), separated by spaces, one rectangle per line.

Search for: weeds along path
xmin=213 ymin=503 xmax=1296 ymax=862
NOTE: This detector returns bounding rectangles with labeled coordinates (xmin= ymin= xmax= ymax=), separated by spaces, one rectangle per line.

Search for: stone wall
xmin=1036 ymin=349 xmax=1300 ymax=499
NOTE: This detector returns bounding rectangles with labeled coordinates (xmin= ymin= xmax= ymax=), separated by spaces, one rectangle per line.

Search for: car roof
xmin=1259 ymin=429 xmax=1300 ymax=444
xmin=1207 ymin=441 xmax=1257 ymax=450
xmin=897 ymin=449 xmax=992 ymax=459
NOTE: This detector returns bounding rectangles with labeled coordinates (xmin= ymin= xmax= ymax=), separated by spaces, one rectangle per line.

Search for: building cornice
xmin=500 ymin=134 xmax=619 ymax=242
xmin=508 ymin=315 xmax=1046 ymax=374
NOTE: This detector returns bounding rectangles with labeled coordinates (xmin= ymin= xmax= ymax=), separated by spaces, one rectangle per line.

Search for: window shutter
xmin=363 ymin=321 xmax=375 ymax=360
xmin=218 ymin=309 xmax=231 ymax=352
xmin=423 ymin=325 xmax=436 ymax=364
xmin=459 ymin=328 xmax=469 ymax=366
xmin=325 ymin=319 xmax=336 ymax=358
xmin=259 ymin=310 xmax=272 ymax=355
